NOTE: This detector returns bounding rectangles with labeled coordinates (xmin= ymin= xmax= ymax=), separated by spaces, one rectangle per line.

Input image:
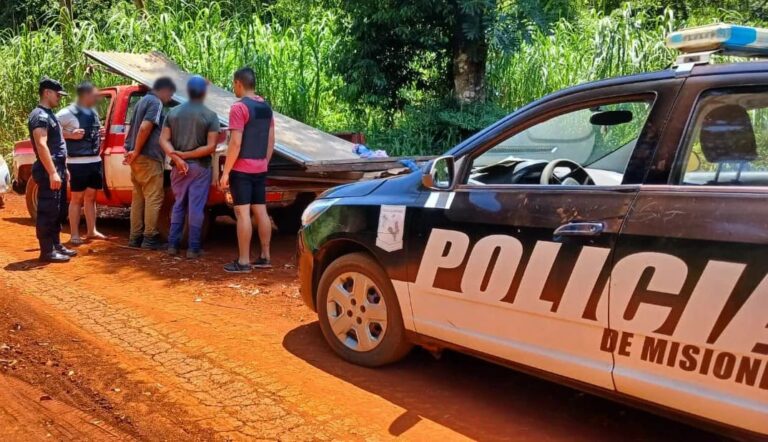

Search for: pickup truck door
xmin=103 ymin=89 xmax=146 ymax=202
xmin=407 ymin=78 xmax=682 ymax=390
xmin=610 ymin=72 xmax=768 ymax=435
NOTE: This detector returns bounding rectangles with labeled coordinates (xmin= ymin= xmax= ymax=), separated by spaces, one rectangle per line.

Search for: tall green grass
xmin=486 ymin=5 xmax=676 ymax=110
xmin=1 ymin=3 xmax=764 ymax=159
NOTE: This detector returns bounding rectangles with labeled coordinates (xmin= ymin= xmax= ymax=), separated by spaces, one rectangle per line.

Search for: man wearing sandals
xmin=57 ymin=81 xmax=106 ymax=245
xmin=219 ymin=67 xmax=275 ymax=273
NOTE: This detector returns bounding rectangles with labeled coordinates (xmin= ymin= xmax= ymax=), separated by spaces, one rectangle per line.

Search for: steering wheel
xmin=540 ymin=158 xmax=594 ymax=185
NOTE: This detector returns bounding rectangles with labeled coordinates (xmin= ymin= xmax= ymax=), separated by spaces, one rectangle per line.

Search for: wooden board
xmin=84 ymin=50 xmax=360 ymax=167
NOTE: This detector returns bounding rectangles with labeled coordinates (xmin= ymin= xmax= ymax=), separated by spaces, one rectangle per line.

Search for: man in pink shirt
xmin=220 ymin=67 xmax=275 ymax=273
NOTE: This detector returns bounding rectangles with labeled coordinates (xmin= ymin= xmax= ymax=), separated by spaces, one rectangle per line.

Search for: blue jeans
xmin=168 ymin=163 xmax=211 ymax=251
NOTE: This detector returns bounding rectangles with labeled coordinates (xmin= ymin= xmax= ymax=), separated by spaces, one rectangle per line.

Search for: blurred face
xmin=78 ymin=89 xmax=97 ymax=108
xmin=155 ymin=88 xmax=174 ymax=104
xmin=232 ymin=78 xmax=244 ymax=98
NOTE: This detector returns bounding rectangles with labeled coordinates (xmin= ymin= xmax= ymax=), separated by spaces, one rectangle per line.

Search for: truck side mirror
xmin=422 ymin=155 xmax=455 ymax=190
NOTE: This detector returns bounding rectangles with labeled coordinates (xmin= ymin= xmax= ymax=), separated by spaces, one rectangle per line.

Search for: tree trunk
xmin=59 ymin=0 xmax=73 ymax=17
xmin=451 ymin=2 xmax=490 ymax=104
xmin=133 ymin=0 xmax=146 ymax=11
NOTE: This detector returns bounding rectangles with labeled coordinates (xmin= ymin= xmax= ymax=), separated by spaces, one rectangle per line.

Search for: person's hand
xmin=219 ymin=172 xmax=229 ymax=191
xmin=70 ymin=128 xmax=85 ymax=140
xmin=172 ymin=155 xmax=189 ymax=175
xmin=123 ymin=150 xmax=137 ymax=165
xmin=49 ymin=172 xmax=62 ymax=190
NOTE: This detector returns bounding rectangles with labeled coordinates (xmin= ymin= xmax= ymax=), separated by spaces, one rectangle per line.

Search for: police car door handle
xmin=554 ymin=222 xmax=604 ymax=237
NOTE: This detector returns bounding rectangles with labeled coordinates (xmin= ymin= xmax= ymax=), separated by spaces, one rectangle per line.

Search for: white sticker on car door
xmin=376 ymin=205 xmax=406 ymax=252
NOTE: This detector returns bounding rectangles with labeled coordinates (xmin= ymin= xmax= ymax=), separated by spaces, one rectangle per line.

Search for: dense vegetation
xmin=0 ymin=0 xmax=766 ymax=159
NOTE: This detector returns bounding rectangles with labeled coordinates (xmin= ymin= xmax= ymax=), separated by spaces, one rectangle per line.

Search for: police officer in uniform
xmin=28 ymin=78 xmax=77 ymax=263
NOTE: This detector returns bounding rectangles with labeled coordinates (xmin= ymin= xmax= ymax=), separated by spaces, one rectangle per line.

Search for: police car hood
xmin=320 ymin=170 xmax=422 ymax=199
xmin=321 ymin=177 xmax=388 ymax=198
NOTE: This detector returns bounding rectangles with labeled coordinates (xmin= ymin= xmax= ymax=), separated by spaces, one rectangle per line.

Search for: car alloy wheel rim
xmin=326 ymin=271 xmax=387 ymax=352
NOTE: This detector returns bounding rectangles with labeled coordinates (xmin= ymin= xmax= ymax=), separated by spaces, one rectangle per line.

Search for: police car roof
xmin=448 ymin=60 xmax=768 ymax=157
xmin=527 ymin=59 xmax=768 ymax=105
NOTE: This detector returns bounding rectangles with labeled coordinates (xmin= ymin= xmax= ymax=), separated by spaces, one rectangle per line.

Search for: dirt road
xmin=0 ymin=194 xmax=723 ymax=441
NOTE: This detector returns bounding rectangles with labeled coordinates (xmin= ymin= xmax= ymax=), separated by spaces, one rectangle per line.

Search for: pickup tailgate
xmin=85 ymin=51 xmax=428 ymax=174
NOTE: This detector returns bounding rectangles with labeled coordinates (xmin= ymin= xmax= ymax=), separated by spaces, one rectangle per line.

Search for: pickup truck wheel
xmin=25 ymin=177 xmax=39 ymax=221
xmin=273 ymin=209 xmax=302 ymax=234
xmin=316 ymin=253 xmax=412 ymax=367
xmin=273 ymin=194 xmax=314 ymax=234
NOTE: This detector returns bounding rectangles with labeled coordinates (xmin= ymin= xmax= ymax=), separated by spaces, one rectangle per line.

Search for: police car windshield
xmin=469 ymin=100 xmax=652 ymax=185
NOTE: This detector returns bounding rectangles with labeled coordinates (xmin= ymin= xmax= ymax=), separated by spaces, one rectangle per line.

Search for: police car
xmin=297 ymin=24 xmax=768 ymax=437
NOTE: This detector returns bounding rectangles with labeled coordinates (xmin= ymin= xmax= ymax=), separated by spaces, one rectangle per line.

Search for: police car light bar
xmin=667 ymin=24 xmax=768 ymax=58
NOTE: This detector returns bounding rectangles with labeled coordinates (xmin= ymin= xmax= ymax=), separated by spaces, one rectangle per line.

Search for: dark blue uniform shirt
xmin=28 ymin=105 xmax=67 ymax=164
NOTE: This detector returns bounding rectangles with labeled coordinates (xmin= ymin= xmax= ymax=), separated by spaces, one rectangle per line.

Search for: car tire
xmin=316 ymin=252 xmax=413 ymax=367
xmin=25 ymin=176 xmax=39 ymax=220
xmin=273 ymin=194 xmax=314 ymax=234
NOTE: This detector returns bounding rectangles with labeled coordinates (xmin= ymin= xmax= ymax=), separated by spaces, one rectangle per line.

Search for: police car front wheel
xmin=317 ymin=253 xmax=412 ymax=367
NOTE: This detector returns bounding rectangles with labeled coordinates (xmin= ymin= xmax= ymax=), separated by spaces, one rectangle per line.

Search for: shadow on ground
xmin=4 ymin=259 xmax=49 ymax=271
xmin=282 ymin=322 xmax=724 ymax=441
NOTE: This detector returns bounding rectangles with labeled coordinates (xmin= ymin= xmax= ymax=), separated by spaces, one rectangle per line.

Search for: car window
xmin=467 ymin=99 xmax=653 ymax=186
xmin=125 ymin=92 xmax=145 ymax=124
xmin=124 ymin=91 xmax=178 ymax=128
xmin=95 ymin=93 xmax=112 ymax=127
xmin=679 ymin=88 xmax=768 ymax=186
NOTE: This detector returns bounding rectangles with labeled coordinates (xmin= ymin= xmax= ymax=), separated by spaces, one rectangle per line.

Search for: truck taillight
xmin=266 ymin=191 xmax=284 ymax=202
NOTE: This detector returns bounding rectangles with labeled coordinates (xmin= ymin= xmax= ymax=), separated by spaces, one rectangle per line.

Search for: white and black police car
xmin=298 ymin=24 xmax=768 ymax=437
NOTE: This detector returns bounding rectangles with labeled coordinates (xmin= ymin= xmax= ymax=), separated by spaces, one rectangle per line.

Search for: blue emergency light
xmin=667 ymin=24 xmax=768 ymax=57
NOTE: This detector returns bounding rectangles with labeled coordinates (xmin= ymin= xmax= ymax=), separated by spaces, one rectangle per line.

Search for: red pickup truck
xmin=11 ymin=51 xmax=418 ymax=236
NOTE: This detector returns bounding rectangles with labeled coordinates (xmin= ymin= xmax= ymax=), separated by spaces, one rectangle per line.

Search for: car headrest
xmin=700 ymin=104 xmax=757 ymax=163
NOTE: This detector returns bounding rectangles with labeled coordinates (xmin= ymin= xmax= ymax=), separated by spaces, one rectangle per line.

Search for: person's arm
xmin=158 ymin=123 xmax=175 ymax=157
xmin=132 ymin=120 xmax=154 ymax=156
xmin=63 ymin=129 xmax=85 ymax=140
xmin=220 ymin=104 xmax=245 ymax=190
xmin=180 ymin=131 xmax=218 ymax=159
xmin=180 ymin=116 xmax=219 ymax=160
xmin=159 ymin=121 xmax=189 ymax=174
xmin=57 ymin=109 xmax=84 ymax=140
xmin=125 ymin=97 xmax=161 ymax=164
xmin=32 ymin=128 xmax=62 ymax=190
xmin=266 ymin=118 xmax=275 ymax=164
xmin=219 ymin=130 xmax=241 ymax=190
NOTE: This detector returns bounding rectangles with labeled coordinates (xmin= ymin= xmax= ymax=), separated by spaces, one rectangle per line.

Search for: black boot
xmin=140 ymin=234 xmax=167 ymax=250
xmin=39 ymin=251 xmax=71 ymax=263
xmin=55 ymin=244 xmax=78 ymax=257
xmin=128 ymin=236 xmax=143 ymax=248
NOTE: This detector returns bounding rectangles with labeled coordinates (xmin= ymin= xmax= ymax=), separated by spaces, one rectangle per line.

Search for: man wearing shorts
xmin=219 ymin=67 xmax=275 ymax=273
xmin=57 ymin=81 xmax=105 ymax=245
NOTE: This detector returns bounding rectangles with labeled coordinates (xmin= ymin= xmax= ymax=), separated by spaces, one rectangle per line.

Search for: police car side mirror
xmin=422 ymin=155 xmax=455 ymax=190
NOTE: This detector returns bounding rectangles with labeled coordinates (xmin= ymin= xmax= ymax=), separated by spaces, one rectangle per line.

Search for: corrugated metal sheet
xmin=85 ymin=50 xmax=359 ymax=167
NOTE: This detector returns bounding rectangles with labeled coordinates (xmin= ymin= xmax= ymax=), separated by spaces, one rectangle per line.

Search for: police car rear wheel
xmin=317 ymin=253 xmax=412 ymax=367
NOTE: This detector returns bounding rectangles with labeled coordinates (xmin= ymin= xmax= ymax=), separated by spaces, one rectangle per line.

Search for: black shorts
xmin=230 ymin=171 xmax=266 ymax=206
xmin=67 ymin=161 xmax=103 ymax=192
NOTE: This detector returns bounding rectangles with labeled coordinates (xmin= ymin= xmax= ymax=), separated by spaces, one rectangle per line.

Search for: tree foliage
xmin=0 ymin=0 xmax=767 ymax=158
